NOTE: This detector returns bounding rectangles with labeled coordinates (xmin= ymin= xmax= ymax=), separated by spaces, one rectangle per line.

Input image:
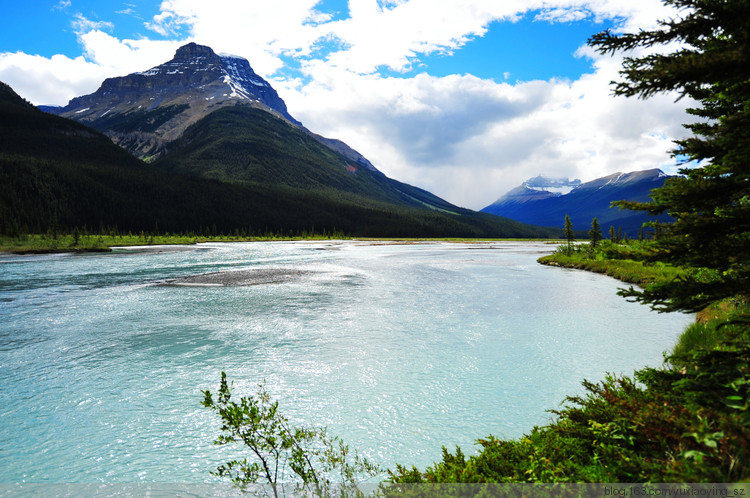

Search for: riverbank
xmin=390 ymin=240 xmax=749 ymax=483
xmin=537 ymin=251 xmax=684 ymax=288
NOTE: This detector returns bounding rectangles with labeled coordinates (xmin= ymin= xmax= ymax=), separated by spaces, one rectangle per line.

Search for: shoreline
xmin=1 ymin=235 xmax=561 ymax=255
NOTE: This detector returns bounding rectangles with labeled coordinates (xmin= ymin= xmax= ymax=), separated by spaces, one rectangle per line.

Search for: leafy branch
xmin=202 ymin=372 xmax=380 ymax=496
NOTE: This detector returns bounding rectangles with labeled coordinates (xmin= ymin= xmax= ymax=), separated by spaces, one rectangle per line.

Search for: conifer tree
xmin=589 ymin=0 xmax=750 ymax=312
xmin=564 ymin=214 xmax=575 ymax=252
xmin=589 ymin=217 xmax=602 ymax=248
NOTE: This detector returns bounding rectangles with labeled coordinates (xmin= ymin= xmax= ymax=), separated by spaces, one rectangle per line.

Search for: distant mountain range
xmin=1 ymin=43 xmax=559 ymax=238
xmin=481 ymin=169 xmax=673 ymax=235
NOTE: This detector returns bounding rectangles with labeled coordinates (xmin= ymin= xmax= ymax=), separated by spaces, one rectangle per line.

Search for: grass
xmin=537 ymin=240 xmax=684 ymax=288
xmin=0 ymin=233 xmax=112 ymax=253
xmin=671 ymin=296 xmax=750 ymax=357
xmin=0 ymin=231 xmax=352 ymax=254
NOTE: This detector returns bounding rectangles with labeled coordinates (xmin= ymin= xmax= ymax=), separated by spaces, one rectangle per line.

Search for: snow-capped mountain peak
xmin=55 ymin=43 xmax=298 ymax=127
xmin=45 ymin=43 xmax=302 ymax=158
xmin=130 ymin=43 xmax=283 ymax=115
xmin=481 ymin=168 xmax=672 ymax=235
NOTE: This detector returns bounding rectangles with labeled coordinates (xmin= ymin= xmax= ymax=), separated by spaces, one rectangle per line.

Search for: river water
xmin=0 ymin=241 xmax=693 ymax=483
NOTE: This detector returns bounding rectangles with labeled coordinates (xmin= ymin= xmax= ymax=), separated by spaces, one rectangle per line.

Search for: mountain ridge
xmin=481 ymin=169 xmax=673 ymax=235
xmin=523 ymin=175 xmax=582 ymax=195
xmin=151 ymin=104 xmax=433 ymax=207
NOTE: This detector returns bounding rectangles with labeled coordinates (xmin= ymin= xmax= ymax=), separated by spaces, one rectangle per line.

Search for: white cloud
xmin=280 ymin=52 xmax=691 ymax=209
xmin=143 ymin=0 xmax=326 ymax=75
xmin=317 ymin=0 xmax=539 ymax=74
xmin=0 ymin=52 xmax=111 ymax=106
xmin=145 ymin=10 xmax=189 ymax=37
xmin=0 ymin=35 xmax=185 ymax=106
xmin=52 ymin=0 xmax=71 ymax=11
xmin=71 ymin=14 xmax=114 ymax=35
xmin=535 ymin=8 xmax=592 ymax=23
xmin=77 ymin=31 xmax=183 ymax=73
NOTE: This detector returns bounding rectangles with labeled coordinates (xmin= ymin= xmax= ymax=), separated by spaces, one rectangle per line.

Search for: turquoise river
xmin=0 ymin=241 xmax=694 ymax=483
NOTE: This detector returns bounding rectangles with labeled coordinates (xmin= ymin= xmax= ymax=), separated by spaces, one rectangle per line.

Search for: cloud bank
xmin=0 ymin=0 xmax=691 ymax=209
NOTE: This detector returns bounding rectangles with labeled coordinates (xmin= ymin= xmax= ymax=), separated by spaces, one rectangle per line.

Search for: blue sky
xmin=0 ymin=2 xmax=162 ymax=57
xmin=1 ymin=2 xmax=610 ymax=81
xmin=413 ymin=16 xmax=608 ymax=82
xmin=0 ymin=0 xmax=688 ymax=209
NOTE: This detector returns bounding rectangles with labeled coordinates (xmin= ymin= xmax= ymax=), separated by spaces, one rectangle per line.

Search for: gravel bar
xmin=162 ymin=268 xmax=308 ymax=287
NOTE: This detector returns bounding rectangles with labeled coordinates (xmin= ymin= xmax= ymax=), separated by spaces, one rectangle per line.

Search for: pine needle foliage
xmin=589 ymin=0 xmax=750 ymax=312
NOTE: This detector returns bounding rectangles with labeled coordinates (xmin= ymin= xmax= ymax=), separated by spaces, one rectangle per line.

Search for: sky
xmin=0 ymin=0 xmax=691 ymax=210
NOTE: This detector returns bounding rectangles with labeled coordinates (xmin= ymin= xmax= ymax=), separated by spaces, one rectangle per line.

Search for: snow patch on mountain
xmin=600 ymin=172 xmax=626 ymax=189
xmin=218 ymin=55 xmax=271 ymax=99
xmin=522 ymin=174 xmax=582 ymax=196
xmin=133 ymin=46 xmax=269 ymax=105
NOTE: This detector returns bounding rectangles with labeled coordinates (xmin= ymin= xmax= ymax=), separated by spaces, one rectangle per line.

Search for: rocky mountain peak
xmin=45 ymin=43 xmax=303 ymax=158
xmin=52 ymin=43 xmax=296 ymax=122
xmin=130 ymin=42 xmax=295 ymax=123
xmin=173 ymin=42 xmax=220 ymax=62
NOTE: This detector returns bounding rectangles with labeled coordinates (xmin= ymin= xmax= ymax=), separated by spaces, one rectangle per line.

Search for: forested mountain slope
xmin=2 ymin=81 xmax=556 ymax=238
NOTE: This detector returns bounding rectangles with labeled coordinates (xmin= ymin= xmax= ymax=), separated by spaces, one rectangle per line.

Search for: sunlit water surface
xmin=0 ymin=241 xmax=693 ymax=482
